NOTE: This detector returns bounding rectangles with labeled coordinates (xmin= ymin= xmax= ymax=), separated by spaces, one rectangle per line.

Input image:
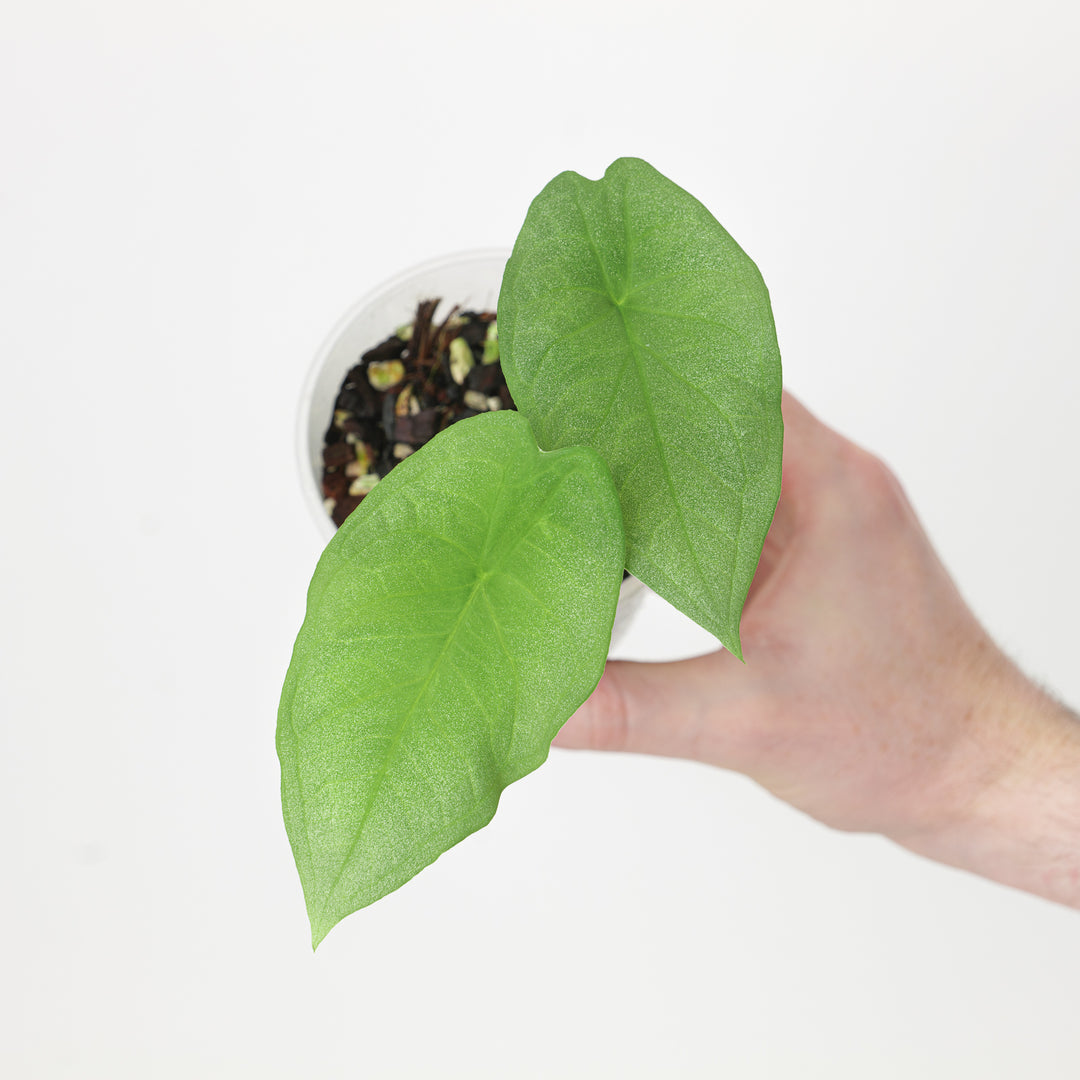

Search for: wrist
xmin=892 ymin=651 xmax=1080 ymax=908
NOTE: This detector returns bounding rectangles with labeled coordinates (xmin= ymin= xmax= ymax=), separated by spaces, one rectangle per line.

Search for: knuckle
xmin=837 ymin=443 xmax=909 ymax=520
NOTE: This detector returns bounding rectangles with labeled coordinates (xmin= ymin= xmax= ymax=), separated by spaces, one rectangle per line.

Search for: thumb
xmin=554 ymin=652 xmax=742 ymax=760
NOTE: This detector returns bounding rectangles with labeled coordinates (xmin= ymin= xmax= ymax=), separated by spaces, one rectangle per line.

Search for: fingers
xmin=554 ymin=666 xmax=631 ymax=752
xmin=556 ymin=393 xmax=823 ymax=763
xmin=742 ymin=390 xmax=827 ymax=607
xmin=555 ymin=652 xmax=747 ymax=762
xmin=777 ymin=390 xmax=847 ymax=502
xmin=780 ymin=389 xmax=841 ymax=446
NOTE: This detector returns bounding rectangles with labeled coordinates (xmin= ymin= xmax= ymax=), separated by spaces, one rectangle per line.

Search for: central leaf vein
xmin=615 ymin=304 xmax=719 ymax=606
xmin=313 ymin=572 xmax=489 ymax=926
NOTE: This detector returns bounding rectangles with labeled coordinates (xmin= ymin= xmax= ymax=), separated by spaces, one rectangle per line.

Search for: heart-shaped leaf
xmin=278 ymin=411 xmax=624 ymax=946
xmin=499 ymin=157 xmax=783 ymax=657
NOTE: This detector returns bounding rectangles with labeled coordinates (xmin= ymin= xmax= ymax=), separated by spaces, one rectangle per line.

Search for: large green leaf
xmin=499 ymin=157 xmax=783 ymax=658
xmin=278 ymin=410 xmax=624 ymax=946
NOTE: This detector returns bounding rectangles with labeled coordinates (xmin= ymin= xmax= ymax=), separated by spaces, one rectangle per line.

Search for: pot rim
xmin=296 ymin=248 xmax=513 ymax=542
xmin=294 ymin=248 xmax=646 ymax=639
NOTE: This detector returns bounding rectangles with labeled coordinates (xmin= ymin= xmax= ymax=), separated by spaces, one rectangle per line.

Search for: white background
xmin=3 ymin=1 xmax=1079 ymax=1076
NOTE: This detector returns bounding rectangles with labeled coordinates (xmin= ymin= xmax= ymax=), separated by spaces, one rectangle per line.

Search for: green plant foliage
xmin=499 ymin=157 xmax=783 ymax=657
xmin=278 ymin=411 xmax=625 ymax=946
xmin=280 ymin=159 xmax=786 ymax=941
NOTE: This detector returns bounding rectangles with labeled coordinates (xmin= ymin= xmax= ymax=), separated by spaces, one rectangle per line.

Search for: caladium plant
xmin=279 ymin=157 xmax=784 ymax=946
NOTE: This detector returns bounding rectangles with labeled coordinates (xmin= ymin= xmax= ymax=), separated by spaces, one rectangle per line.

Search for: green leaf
xmin=278 ymin=411 xmax=624 ymax=946
xmin=499 ymin=157 xmax=783 ymax=658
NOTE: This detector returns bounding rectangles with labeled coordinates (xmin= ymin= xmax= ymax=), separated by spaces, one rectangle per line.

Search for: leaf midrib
xmin=312 ymin=453 xmax=575 ymax=928
xmin=613 ymin=304 xmax=720 ymax=606
xmin=312 ymin=556 xmax=491 ymax=930
xmin=572 ymin=182 xmax=724 ymax=614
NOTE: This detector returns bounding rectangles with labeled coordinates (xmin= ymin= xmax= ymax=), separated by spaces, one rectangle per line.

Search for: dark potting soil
xmin=321 ymin=299 xmax=512 ymax=528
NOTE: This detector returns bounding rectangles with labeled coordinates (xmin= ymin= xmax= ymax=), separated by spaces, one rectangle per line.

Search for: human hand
xmin=557 ymin=392 xmax=1080 ymax=906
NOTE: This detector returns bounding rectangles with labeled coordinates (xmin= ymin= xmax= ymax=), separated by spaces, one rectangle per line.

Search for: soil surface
xmin=321 ymin=299 xmax=511 ymax=527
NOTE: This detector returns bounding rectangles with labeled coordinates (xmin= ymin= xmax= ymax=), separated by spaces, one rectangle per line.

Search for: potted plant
xmin=279 ymin=158 xmax=784 ymax=947
xmin=295 ymin=249 xmax=647 ymax=648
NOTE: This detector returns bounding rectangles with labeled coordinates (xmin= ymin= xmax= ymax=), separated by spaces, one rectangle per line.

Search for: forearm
xmin=891 ymin=661 xmax=1080 ymax=909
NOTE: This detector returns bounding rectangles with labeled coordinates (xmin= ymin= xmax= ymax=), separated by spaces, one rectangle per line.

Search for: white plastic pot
xmin=296 ymin=249 xmax=646 ymax=652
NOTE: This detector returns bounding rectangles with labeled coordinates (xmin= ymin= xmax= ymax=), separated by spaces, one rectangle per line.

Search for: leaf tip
xmin=720 ymin=619 xmax=746 ymax=663
xmin=309 ymin=910 xmax=337 ymax=952
xmin=306 ymin=898 xmax=339 ymax=950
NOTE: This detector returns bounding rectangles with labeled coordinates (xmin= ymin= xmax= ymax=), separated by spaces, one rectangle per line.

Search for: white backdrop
xmin=3 ymin=2 xmax=1079 ymax=1077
